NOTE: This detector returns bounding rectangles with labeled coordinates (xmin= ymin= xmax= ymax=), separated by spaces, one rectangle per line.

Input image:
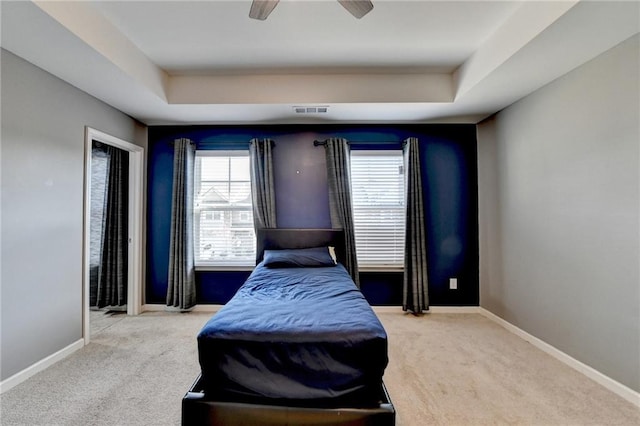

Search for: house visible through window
xmin=351 ymin=150 xmax=405 ymax=269
xmin=194 ymin=151 xmax=255 ymax=267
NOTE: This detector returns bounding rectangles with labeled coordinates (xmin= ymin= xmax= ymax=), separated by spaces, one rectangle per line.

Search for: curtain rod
xmin=313 ymin=139 xmax=402 ymax=146
xmin=197 ymin=141 xmax=250 ymax=146
xmin=172 ymin=139 xmax=275 ymax=146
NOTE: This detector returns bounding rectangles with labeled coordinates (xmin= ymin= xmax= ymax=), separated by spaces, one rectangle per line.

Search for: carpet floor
xmin=1 ymin=311 xmax=638 ymax=425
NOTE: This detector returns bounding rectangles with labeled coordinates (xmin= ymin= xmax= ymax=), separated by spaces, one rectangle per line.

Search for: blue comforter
xmin=197 ymin=263 xmax=388 ymax=406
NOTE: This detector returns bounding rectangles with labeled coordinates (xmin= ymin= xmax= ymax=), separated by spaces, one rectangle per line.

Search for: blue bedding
xmin=197 ymin=262 xmax=388 ymax=407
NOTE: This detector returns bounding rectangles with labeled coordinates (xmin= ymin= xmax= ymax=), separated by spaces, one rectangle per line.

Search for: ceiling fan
xmin=249 ymin=0 xmax=374 ymax=20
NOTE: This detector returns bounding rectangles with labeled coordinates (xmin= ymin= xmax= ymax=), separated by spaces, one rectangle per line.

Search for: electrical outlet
xmin=449 ymin=278 xmax=458 ymax=290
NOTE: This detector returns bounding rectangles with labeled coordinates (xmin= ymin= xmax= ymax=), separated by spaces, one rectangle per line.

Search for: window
xmin=194 ymin=151 xmax=255 ymax=267
xmin=350 ymin=151 xmax=405 ymax=269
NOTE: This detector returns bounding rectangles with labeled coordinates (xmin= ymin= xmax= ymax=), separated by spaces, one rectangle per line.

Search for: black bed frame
xmin=182 ymin=229 xmax=395 ymax=426
xmin=182 ymin=374 xmax=395 ymax=426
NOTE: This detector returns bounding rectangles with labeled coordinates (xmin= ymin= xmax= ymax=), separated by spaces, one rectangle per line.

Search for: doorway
xmin=83 ymin=127 xmax=144 ymax=344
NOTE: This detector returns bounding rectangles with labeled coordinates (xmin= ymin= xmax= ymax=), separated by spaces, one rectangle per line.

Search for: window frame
xmin=193 ymin=150 xmax=255 ymax=271
xmin=350 ymin=149 xmax=406 ymax=272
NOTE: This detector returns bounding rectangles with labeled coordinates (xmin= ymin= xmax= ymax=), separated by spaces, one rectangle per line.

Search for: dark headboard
xmin=256 ymin=229 xmax=346 ymax=265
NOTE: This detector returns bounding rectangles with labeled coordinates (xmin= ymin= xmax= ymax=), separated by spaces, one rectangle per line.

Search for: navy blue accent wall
xmin=147 ymin=125 xmax=478 ymax=306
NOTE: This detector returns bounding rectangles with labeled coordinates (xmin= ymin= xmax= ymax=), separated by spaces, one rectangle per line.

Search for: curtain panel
xmin=403 ymin=137 xmax=429 ymax=313
xmin=96 ymin=144 xmax=128 ymax=308
xmin=249 ymin=138 xmax=277 ymax=229
xmin=166 ymin=138 xmax=196 ymax=311
xmin=323 ymin=138 xmax=360 ymax=287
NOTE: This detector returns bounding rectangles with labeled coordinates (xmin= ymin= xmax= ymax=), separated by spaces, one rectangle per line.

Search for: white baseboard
xmin=145 ymin=304 xmax=479 ymax=314
xmin=144 ymin=304 xmax=479 ymax=315
xmin=142 ymin=304 xmax=223 ymax=313
xmin=429 ymin=306 xmax=481 ymax=314
xmin=0 ymin=339 xmax=84 ymax=394
xmin=373 ymin=306 xmax=481 ymax=314
xmin=479 ymin=308 xmax=640 ymax=408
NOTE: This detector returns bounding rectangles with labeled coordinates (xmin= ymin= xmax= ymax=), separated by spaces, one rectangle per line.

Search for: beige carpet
xmin=377 ymin=312 xmax=639 ymax=425
xmin=1 ymin=311 xmax=638 ymax=425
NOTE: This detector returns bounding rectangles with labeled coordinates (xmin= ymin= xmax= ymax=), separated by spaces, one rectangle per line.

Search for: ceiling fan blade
xmin=249 ymin=0 xmax=279 ymax=20
xmin=338 ymin=0 xmax=374 ymax=19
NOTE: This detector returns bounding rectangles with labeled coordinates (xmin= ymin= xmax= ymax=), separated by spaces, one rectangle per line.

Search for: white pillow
xmin=328 ymin=246 xmax=338 ymax=264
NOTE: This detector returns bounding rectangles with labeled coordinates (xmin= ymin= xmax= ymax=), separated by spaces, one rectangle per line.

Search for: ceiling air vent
xmin=293 ymin=106 xmax=329 ymax=114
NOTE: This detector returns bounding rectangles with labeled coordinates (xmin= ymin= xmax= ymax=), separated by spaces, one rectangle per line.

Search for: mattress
xmin=197 ymin=262 xmax=388 ymax=407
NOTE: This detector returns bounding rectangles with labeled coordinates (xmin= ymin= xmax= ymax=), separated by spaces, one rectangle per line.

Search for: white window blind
xmin=351 ymin=150 xmax=405 ymax=269
xmin=194 ymin=151 xmax=255 ymax=267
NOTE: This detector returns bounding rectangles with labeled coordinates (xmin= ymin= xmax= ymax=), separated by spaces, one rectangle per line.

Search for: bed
xmin=182 ymin=228 xmax=395 ymax=425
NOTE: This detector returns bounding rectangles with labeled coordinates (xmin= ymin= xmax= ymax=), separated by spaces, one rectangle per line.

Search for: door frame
xmin=83 ymin=127 xmax=144 ymax=344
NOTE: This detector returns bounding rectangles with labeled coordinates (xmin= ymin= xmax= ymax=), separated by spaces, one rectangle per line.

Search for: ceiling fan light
xmin=249 ymin=0 xmax=280 ymax=20
xmin=338 ymin=0 xmax=374 ymax=19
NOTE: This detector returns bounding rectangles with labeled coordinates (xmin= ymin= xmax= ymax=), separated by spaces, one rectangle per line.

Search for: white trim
xmin=144 ymin=304 xmax=481 ymax=315
xmin=351 ymin=150 xmax=403 ymax=157
xmin=428 ymin=306 xmax=480 ymax=314
xmin=0 ymin=339 xmax=84 ymax=394
xmin=373 ymin=306 xmax=481 ymax=314
xmin=142 ymin=304 xmax=224 ymax=313
xmin=479 ymin=308 xmax=640 ymax=408
xmin=83 ymin=127 xmax=145 ymax=346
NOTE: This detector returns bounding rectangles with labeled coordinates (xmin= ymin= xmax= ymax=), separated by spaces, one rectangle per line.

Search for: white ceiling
xmin=1 ymin=1 xmax=638 ymax=125
xmin=92 ymin=1 xmax=520 ymax=74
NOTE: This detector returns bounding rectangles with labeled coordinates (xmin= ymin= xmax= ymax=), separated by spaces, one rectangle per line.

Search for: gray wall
xmin=0 ymin=49 xmax=147 ymax=381
xmin=477 ymin=35 xmax=639 ymax=392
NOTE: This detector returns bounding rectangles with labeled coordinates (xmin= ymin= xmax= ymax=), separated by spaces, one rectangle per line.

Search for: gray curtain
xmin=324 ymin=138 xmax=360 ymax=287
xmin=403 ymin=137 xmax=429 ymax=313
xmin=166 ymin=138 xmax=196 ymax=311
xmin=96 ymin=144 xmax=128 ymax=308
xmin=249 ymin=138 xmax=277 ymax=229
